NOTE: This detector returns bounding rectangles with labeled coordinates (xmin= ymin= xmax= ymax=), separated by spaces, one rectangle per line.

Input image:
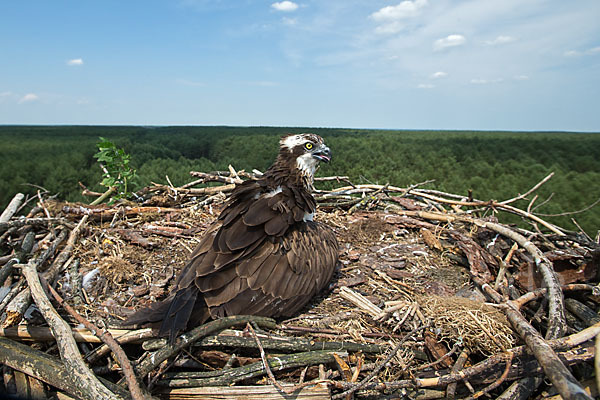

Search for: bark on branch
xmin=20 ymin=262 xmax=123 ymax=400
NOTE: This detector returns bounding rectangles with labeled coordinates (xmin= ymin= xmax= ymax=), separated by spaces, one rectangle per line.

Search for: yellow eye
xmin=305 ymin=142 xmax=313 ymax=150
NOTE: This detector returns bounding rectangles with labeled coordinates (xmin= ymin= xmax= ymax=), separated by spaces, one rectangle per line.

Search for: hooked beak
xmin=312 ymin=145 xmax=331 ymax=163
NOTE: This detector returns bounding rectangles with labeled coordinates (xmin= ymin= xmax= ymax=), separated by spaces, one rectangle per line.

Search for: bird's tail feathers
xmin=158 ymin=286 xmax=199 ymax=343
xmin=124 ymin=286 xmax=203 ymax=343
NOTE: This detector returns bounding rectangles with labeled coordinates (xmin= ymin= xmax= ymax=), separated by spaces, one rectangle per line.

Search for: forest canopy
xmin=0 ymin=125 xmax=598 ymax=234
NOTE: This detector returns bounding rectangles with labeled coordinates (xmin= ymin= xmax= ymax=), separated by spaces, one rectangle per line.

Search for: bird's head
xmin=279 ymin=133 xmax=331 ymax=182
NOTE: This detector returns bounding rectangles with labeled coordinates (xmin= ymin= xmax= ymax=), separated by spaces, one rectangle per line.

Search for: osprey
xmin=127 ymin=133 xmax=338 ymax=341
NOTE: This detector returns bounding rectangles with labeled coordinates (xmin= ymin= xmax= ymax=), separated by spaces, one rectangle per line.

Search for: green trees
xmin=0 ymin=126 xmax=598 ymax=234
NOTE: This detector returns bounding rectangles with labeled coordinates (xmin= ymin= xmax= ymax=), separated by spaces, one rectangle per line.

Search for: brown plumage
xmin=126 ymin=133 xmax=339 ymax=341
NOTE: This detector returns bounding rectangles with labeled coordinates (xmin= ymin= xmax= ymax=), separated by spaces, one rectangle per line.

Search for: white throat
xmin=296 ymin=153 xmax=318 ymax=180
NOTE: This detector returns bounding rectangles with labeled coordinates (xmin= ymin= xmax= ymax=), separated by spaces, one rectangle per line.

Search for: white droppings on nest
xmin=82 ymin=268 xmax=100 ymax=289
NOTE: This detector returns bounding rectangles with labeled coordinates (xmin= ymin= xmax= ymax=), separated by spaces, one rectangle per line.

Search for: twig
xmin=189 ymin=171 xmax=243 ymax=185
xmin=79 ymin=181 xmax=103 ymax=197
xmin=571 ymin=218 xmax=593 ymax=241
xmin=446 ymin=349 xmax=469 ymax=400
xmin=415 ymin=340 xmax=462 ymax=371
xmin=464 ymin=352 xmax=513 ymax=400
xmin=494 ymin=242 xmax=518 ymax=290
xmin=247 ymin=322 xmax=292 ymax=394
xmin=86 ymin=328 xmax=154 ymax=363
xmin=62 ymin=205 xmax=180 ymax=218
xmin=331 ymin=326 xmax=423 ymax=400
xmin=500 ymin=173 xmax=554 ymax=206
xmin=333 ymin=339 xmax=594 ymax=392
xmin=90 ymin=186 xmax=116 ymax=206
xmin=43 ymin=215 xmax=89 ymax=284
xmin=510 ymin=284 xmax=594 ymax=310
xmin=36 ymin=190 xmax=52 ymax=219
xmin=536 ymin=197 xmax=600 ymax=217
xmin=150 ymin=182 xmax=236 ymax=196
xmin=0 ymin=280 xmax=25 ymax=314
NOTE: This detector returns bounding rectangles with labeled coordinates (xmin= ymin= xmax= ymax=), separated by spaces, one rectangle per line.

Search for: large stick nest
xmin=0 ymin=169 xmax=598 ymax=399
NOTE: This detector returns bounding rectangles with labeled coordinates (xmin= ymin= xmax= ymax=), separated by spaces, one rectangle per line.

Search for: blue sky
xmin=1 ymin=0 xmax=599 ymax=131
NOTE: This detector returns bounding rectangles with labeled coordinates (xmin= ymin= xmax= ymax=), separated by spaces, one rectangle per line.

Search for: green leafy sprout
xmin=93 ymin=137 xmax=138 ymax=203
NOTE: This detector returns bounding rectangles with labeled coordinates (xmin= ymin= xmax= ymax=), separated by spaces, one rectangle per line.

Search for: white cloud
xmin=0 ymin=91 xmax=12 ymax=97
xmin=564 ymin=46 xmax=600 ymax=57
xmin=430 ymin=71 xmax=447 ymax=79
xmin=374 ymin=21 xmax=404 ymax=35
xmin=433 ymin=34 xmax=466 ymax=51
xmin=371 ymin=0 xmax=427 ymax=21
xmin=371 ymin=0 xmax=427 ymax=34
xmin=484 ymin=35 xmax=516 ymax=46
xmin=67 ymin=58 xmax=84 ymax=66
xmin=18 ymin=93 xmax=39 ymax=103
xmin=586 ymin=46 xmax=600 ymax=54
xmin=417 ymin=83 xmax=434 ymax=89
xmin=271 ymin=1 xmax=298 ymax=12
xmin=514 ymin=75 xmax=529 ymax=80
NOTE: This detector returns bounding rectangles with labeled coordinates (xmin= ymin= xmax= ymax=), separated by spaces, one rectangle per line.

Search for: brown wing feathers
xmin=125 ymin=134 xmax=338 ymax=341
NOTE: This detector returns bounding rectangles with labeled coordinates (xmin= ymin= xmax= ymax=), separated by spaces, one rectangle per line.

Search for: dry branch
xmin=156 ymin=384 xmax=331 ymax=399
xmin=157 ymin=349 xmax=340 ymax=388
xmin=339 ymin=286 xmax=382 ymax=318
xmin=0 ymin=217 xmax=69 ymax=233
xmin=20 ymin=262 xmax=123 ymax=400
xmin=0 ymin=325 xmax=147 ymax=343
xmin=473 ymin=219 xmax=567 ymax=339
xmin=46 ymin=282 xmax=150 ymax=400
xmin=62 ymin=204 xmax=180 ymax=219
xmin=2 ymin=229 xmax=68 ymax=328
xmin=500 ymin=301 xmax=592 ymax=400
xmin=142 ymin=330 xmax=384 ymax=354
xmin=0 ymin=193 xmax=25 ymax=223
xmin=133 ymin=315 xmax=277 ymax=379
xmin=0 ymin=336 xmax=129 ymax=399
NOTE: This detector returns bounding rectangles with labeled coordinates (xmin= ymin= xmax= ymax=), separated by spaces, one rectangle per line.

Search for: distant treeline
xmin=1 ymin=126 xmax=599 ymax=234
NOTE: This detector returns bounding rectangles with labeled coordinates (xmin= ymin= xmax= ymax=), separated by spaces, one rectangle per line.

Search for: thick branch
xmin=0 ymin=193 xmax=25 ymax=223
xmin=0 ymin=336 xmax=128 ymax=399
xmin=20 ymin=262 xmax=122 ymax=400
xmin=157 ymin=350 xmax=339 ymax=387
xmin=474 ymin=220 xmax=567 ymax=339
xmin=133 ymin=315 xmax=277 ymax=379
xmin=46 ymin=282 xmax=150 ymax=400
